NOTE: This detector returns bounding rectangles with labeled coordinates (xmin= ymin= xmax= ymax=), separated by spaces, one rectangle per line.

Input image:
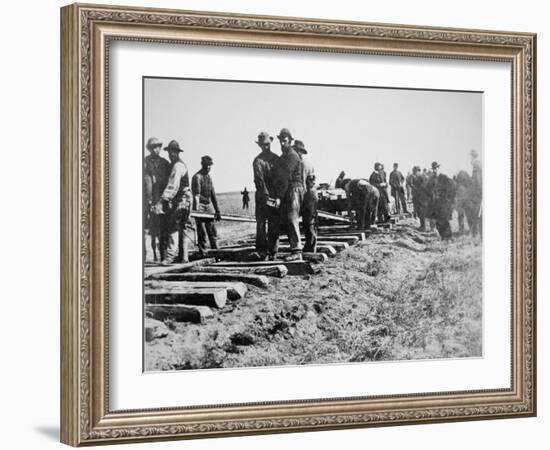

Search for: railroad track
xmin=144 ymin=213 xmax=411 ymax=331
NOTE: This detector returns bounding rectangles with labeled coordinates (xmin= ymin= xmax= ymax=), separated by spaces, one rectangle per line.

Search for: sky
xmin=144 ymin=77 xmax=482 ymax=193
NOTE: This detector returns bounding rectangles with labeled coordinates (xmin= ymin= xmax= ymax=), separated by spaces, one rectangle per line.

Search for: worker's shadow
xmin=33 ymin=425 xmax=59 ymax=441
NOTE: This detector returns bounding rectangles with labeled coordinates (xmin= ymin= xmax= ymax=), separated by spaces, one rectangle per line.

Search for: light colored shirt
xmin=161 ymin=160 xmax=189 ymax=202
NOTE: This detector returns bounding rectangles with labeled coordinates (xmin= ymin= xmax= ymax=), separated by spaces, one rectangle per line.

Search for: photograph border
xmin=60 ymin=3 xmax=536 ymax=446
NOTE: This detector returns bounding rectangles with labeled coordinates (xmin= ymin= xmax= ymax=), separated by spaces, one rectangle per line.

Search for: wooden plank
xmin=316 ymin=210 xmax=351 ymax=223
xmin=145 ymin=304 xmax=213 ymax=323
xmin=211 ymin=260 xmax=319 ymax=276
xmin=149 ymin=272 xmax=271 ymax=288
xmin=190 ymin=212 xmax=256 ymax=222
xmin=144 ymin=258 xmax=216 ymax=278
xmin=319 ymin=232 xmax=366 ymax=241
xmin=145 ymin=280 xmax=248 ymax=300
xmin=276 ymin=252 xmax=328 ymax=263
xmin=145 ymin=288 xmax=227 ymax=308
xmin=194 ymin=265 xmax=289 ymax=278
xmin=316 ymin=241 xmax=349 ymax=252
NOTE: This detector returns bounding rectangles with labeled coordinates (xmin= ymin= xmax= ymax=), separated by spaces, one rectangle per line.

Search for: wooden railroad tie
xmin=149 ymin=272 xmax=270 ymax=289
xmin=210 ymin=260 xmax=320 ymax=276
xmin=145 ymin=280 xmax=248 ymax=301
xmin=145 ymin=287 xmax=228 ymax=308
xmin=145 ymin=304 xmax=214 ymax=324
xmin=193 ymin=264 xmax=289 ymax=278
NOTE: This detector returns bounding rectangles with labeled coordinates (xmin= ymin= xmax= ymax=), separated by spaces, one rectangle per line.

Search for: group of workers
xmin=144 ymin=138 xmax=221 ymax=265
xmin=336 ymin=149 xmax=483 ymax=240
xmin=144 ymin=131 xmax=483 ymax=265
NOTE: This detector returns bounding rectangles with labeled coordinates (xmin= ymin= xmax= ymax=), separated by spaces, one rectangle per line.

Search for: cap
xmin=374 ymin=162 xmax=382 ymax=170
xmin=293 ymin=140 xmax=307 ymax=154
xmin=146 ymin=137 xmax=162 ymax=150
xmin=431 ymin=161 xmax=440 ymax=170
xmin=164 ymin=140 xmax=183 ymax=152
xmin=255 ymin=131 xmax=273 ymax=145
xmin=277 ymin=128 xmax=293 ymax=140
xmin=201 ymin=155 xmax=213 ymax=165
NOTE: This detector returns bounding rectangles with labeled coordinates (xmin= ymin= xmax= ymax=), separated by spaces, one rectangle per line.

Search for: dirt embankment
xmin=145 ymin=224 xmax=482 ymax=371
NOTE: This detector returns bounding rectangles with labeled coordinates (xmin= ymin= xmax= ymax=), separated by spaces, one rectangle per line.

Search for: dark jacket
xmin=253 ymin=151 xmax=280 ymax=202
xmin=274 ymin=148 xmax=304 ymax=199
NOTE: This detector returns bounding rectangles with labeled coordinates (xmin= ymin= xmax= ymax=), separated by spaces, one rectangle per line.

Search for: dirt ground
xmin=145 ymin=220 xmax=483 ymax=371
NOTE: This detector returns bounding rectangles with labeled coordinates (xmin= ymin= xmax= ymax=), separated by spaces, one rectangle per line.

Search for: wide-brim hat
xmin=293 ymin=139 xmax=307 ymax=154
xmin=164 ymin=140 xmax=183 ymax=152
xmin=277 ymin=127 xmax=293 ymax=140
xmin=255 ymin=131 xmax=274 ymax=145
xmin=146 ymin=137 xmax=162 ymax=150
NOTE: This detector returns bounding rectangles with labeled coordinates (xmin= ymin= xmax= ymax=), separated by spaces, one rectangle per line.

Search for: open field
xmin=145 ymin=220 xmax=482 ymax=371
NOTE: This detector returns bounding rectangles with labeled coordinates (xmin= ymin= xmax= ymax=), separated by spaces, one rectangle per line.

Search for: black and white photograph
xmin=143 ymin=77 xmax=483 ymax=372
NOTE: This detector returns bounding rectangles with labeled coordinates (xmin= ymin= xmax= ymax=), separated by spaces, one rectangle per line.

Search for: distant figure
xmin=252 ymin=131 xmax=280 ymax=260
xmin=241 ymin=187 xmax=250 ymax=210
xmin=426 ymin=161 xmax=456 ymax=240
xmin=389 ymin=162 xmax=408 ymax=214
xmin=335 ymin=171 xmax=346 ymax=189
xmin=470 ymin=149 xmax=483 ymax=237
xmin=369 ymin=162 xmax=390 ymax=223
xmin=192 ymin=155 xmax=221 ymax=256
xmin=411 ymin=166 xmax=429 ymax=231
xmin=455 ymin=170 xmax=478 ymax=235
xmin=345 ymin=179 xmax=379 ymax=229
xmin=294 ymin=140 xmax=317 ymax=253
xmin=405 ymin=171 xmax=413 ymax=204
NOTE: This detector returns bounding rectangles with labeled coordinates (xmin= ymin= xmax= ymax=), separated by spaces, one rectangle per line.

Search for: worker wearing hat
xmin=369 ymin=162 xmax=390 ymax=223
xmin=144 ymin=137 xmax=171 ymax=262
xmin=192 ymin=155 xmax=221 ymax=255
xmin=426 ymin=161 xmax=456 ymax=240
xmin=252 ymin=131 xmax=280 ymax=260
xmin=469 ymin=149 xmax=482 ymax=237
xmin=411 ymin=165 xmax=429 ymax=230
xmin=389 ymin=162 xmax=408 ymax=215
xmin=273 ymin=128 xmax=304 ymax=261
xmin=294 ymin=140 xmax=317 ymax=253
xmin=155 ymin=139 xmax=192 ymax=264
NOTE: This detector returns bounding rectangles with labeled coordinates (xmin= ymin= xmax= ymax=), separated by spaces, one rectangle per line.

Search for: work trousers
xmin=148 ymin=213 xmax=168 ymax=262
xmin=280 ymin=185 xmax=304 ymax=253
xmin=301 ymin=188 xmax=317 ymax=253
xmin=377 ymin=192 xmax=390 ymax=223
xmin=164 ymin=200 xmax=191 ymax=264
xmin=255 ymin=198 xmax=280 ymax=257
xmin=195 ymin=203 xmax=218 ymax=255
xmin=391 ymin=187 xmax=408 ymax=214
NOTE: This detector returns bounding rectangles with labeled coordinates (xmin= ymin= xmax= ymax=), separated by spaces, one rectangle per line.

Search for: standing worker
xmin=192 ymin=155 xmax=221 ymax=256
xmin=241 ymin=187 xmax=250 ymax=210
xmin=345 ymin=179 xmax=379 ymax=229
xmin=273 ymin=128 xmax=304 ymax=261
xmin=369 ymin=162 xmax=390 ymax=223
xmin=252 ymin=131 xmax=280 ymax=260
xmin=411 ymin=165 xmax=429 ymax=231
xmin=154 ymin=140 xmax=192 ymax=265
xmin=426 ymin=161 xmax=456 ymax=240
xmin=294 ymin=140 xmax=317 ymax=253
xmin=389 ymin=162 xmax=408 ymax=214
xmin=144 ymin=137 xmax=170 ymax=262
xmin=470 ymin=149 xmax=482 ymax=237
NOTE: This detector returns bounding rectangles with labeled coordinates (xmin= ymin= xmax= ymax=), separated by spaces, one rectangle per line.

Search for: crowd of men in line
xmin=335 ymin=149 xmax=483 ymax=240
xmin=144 ymin=129 xmax=482 ymax=265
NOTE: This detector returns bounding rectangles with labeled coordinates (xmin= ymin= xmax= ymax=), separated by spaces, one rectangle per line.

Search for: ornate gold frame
xmin=60 ymin=3 xmax=536 ymax=446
